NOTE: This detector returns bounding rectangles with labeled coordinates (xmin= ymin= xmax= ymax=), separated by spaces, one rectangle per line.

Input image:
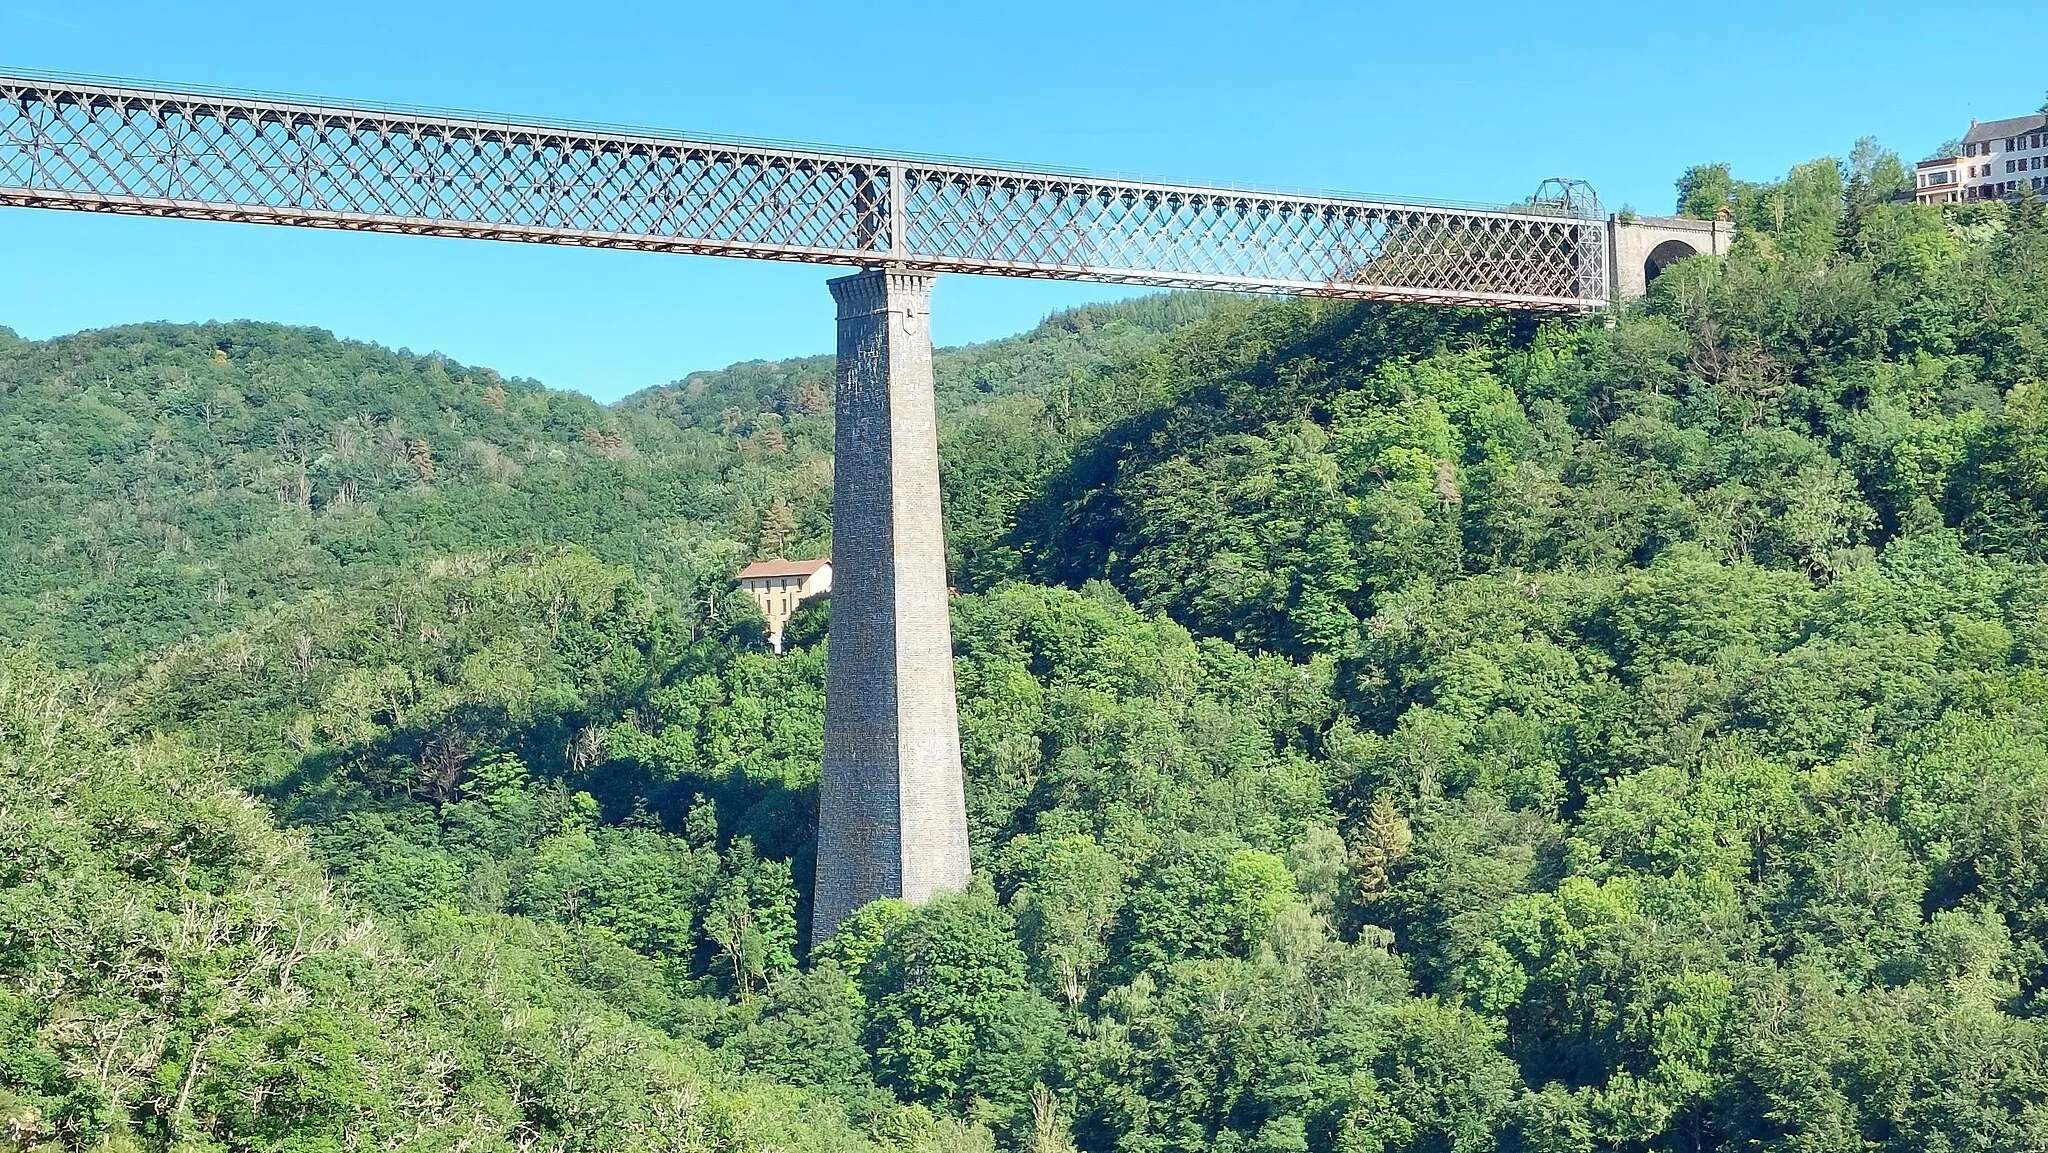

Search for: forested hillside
xmin=0 ymin=294 xmax=1219 ymax=665
xmin=11 ymin=142 xmax=2048 ymax=1152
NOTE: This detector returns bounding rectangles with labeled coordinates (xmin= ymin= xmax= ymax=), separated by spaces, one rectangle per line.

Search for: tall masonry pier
xmin=812 ymin=267 xmax=973 ymax=940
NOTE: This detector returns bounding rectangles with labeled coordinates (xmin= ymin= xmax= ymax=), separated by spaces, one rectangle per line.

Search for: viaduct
xmin=0 ymin=72 xmax=1732 ymax=939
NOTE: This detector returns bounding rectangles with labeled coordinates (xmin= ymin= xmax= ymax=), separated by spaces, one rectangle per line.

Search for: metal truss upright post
xmin=812 ymin=266 xmax=971 ymax=941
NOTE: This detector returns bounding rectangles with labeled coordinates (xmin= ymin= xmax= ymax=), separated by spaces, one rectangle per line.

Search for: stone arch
xmin=1644 ymin=238 xmax=1699 ymax=285
xmin=1608 ymin=216 xmax=1734 ymax=303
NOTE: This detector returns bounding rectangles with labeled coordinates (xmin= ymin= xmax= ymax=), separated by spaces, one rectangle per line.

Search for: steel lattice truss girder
xmin=0 ymin=74 xmax=1610 ymax=312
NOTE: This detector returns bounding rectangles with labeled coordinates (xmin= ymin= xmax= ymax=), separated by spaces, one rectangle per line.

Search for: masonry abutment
xmin=1607 ymin=214 xmax=1735 ymax=303
xmin=812 ymin=266 xmax=972 ymax=942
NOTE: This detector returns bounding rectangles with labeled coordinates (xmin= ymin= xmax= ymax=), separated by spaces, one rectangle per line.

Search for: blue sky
xmin=3 ymin=0 xmax=2043 ymax=402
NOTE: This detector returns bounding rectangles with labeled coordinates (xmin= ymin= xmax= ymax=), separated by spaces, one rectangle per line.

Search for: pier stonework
xmin=811 ymin=267 xmax=972 ymax=942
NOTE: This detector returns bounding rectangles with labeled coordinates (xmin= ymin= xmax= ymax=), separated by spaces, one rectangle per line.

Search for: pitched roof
xmin=737 ymin=557 xmax=830 ymax=580
xmin=1965 ymin=114 xmax=2048 ymax=145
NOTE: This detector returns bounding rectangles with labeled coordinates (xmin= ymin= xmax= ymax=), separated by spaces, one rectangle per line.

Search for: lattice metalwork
xmin=0 ymin=72 xmax=1609 ymax=311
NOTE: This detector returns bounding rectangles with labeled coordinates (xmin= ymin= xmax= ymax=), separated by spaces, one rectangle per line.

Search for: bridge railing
xmin=0 ymin=72 xmax=1608 ymax=311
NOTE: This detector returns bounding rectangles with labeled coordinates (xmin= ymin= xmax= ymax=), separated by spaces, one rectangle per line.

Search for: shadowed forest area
xmin=9 ymin=142 xmax=2048 ymax=1151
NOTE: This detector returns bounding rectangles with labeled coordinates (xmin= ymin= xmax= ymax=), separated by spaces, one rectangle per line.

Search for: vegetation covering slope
xmin=0 ymin=294 xmax=1218 ymax=665
xmin=0 ymin=654 xmax=952 ymax=1153
xmin=11 ymin=141 xmax=2048 ymax=1152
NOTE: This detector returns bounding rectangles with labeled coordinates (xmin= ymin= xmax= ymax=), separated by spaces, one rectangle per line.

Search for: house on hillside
xmin=1914 ymin=154 xmax=1963 ymax=204
xmin=737 ymin=557 xmax=831 ymax=653
xmin=1921 ymin=114 xmax=2048 ymax=204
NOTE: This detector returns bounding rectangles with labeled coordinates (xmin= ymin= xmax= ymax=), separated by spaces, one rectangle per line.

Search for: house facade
xmin=736 ymin=557 xmax=832 ymax=653
xmin=1914 ymin=154 xmax=1963 ymax=204
xmin=1929 ymin=114 xmax=2048 ymax=203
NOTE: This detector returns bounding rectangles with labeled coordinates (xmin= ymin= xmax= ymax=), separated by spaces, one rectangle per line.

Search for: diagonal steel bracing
xmin=0 ymin=72 xmax=1610 ymax=311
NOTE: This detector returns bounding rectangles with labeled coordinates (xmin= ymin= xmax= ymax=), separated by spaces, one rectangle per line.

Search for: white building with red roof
xmin=1942 ymin=113 xmax=2048 ymax=202
xmin=736 ymin=557 xmax=832 ymax=652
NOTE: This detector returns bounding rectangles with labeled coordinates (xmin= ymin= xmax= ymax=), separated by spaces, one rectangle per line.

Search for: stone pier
xmin=811 ymin=266 xmax=972 ymax=941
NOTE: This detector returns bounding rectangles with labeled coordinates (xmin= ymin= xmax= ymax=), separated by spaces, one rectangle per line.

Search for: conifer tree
xmin=1354 ymin=793 xmax=1414 ymax=901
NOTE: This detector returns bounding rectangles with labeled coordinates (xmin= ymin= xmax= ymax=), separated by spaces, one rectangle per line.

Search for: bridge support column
xmin=812 ymin=266 xmax=971 ymax=942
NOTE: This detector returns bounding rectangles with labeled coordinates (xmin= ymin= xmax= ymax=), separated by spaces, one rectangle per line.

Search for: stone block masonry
xmin=811 ymin=266 xmax=972 ymax=942
xmin=1608 ymin=214 xmax=1735 ymax=302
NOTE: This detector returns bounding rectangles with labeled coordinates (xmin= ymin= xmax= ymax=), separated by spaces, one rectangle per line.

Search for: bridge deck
xmin=0 ymin=72 xmax=1608 ymax=311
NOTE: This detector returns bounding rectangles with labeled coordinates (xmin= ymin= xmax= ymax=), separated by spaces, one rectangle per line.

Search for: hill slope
xmin=10 ymin=144 xmax=2048 ymax=1152
xmin=0 ymin=653 xmax=959 ymax=1152
xmin=0 ymin=293 xmax=1226 ymax=664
